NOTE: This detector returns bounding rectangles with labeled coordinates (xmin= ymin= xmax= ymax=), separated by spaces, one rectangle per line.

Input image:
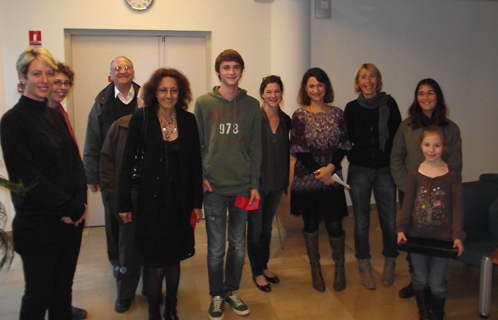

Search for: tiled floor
xmin=1 ymin=202 xmax=497 ymax=319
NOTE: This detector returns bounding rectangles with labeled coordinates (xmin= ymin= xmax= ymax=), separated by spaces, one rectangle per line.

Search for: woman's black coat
xmin=118 ymin=106 xmax=203 ymax=259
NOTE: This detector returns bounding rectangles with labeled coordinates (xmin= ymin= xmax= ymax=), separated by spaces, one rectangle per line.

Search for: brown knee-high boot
xmin=328 ymin=233 xmax=346 ymax=292
xmin=304 ymin=231 xmax=325 ymax=292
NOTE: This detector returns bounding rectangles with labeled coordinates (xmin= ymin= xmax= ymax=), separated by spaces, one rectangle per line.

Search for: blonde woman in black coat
xmin=118 ymin=68 xmax=203 ymax=320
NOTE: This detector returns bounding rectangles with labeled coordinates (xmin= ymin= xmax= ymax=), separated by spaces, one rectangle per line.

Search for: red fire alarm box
xmin=29 ymin=31 xmax=42 ymax=46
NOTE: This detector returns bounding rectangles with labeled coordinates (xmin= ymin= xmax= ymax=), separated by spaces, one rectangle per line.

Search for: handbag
xmin=132 ymin=107 xmax=148 ymax=190
xmin=398 ymin=236 xmax=458 ymax=259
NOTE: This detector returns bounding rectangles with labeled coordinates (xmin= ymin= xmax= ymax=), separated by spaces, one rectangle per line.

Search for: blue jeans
xmin=247 ymin=190 xmax=283 ymax=277
xmin=204 ymin=191 xmax=249 ymax=297
xmin=410 ymin=253 xmax=449 ymax=298
xmin=348 ymin=164 xmax=398 ymax=259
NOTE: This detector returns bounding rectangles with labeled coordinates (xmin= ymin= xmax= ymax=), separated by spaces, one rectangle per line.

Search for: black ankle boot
xmin=163 ymin=297 xmax=179 ymax=320
xmin=399 ymin=282 xmax=415 ymax=299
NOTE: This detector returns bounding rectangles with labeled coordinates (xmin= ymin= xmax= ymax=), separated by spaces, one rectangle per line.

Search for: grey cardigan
xmin=390 ymin=117 xmax=462 ymax=192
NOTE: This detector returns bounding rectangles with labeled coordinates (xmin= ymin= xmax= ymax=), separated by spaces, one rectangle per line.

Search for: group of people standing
xmin=0 ymin=46 xmax=463 ymax=320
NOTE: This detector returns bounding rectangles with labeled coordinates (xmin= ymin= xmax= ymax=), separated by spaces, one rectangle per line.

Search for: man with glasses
xmin=83 ymin=56 xmax=140 ymax=314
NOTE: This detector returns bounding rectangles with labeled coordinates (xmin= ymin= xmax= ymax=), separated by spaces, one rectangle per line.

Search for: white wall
xmin=311 ymin=0 xmax=498 ymax=183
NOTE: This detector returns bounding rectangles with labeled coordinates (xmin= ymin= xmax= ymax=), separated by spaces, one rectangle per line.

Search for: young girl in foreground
xmin=396 ymin=126 xmax=465 ymax=320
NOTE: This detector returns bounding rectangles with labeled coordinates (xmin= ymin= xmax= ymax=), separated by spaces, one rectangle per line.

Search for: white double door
xmin=71 ymin=34 xmax=207 ymax=226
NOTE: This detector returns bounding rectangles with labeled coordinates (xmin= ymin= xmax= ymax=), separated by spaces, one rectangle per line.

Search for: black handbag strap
xmin=132 ymin=107 xmax=148 ymax=180
xmin=137 ymin=107 xmax=148 ymax=156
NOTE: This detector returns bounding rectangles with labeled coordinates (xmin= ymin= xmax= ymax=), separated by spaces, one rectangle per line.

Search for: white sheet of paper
xmin=332 ymin=173 xmax=350 ymax=189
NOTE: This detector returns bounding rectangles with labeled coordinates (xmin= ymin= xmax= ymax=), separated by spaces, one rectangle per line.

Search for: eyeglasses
xmin=53 ymin=80 xmax=72 ymax=87
xmin=417 ymin=90 xmax=435 ymax=96
xmin=112 ymin=65 xmax=132 ymax=72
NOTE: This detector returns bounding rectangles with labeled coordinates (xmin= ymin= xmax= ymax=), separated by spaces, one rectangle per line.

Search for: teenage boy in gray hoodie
xmin=194 ymin=49 xmax=262 ymax=320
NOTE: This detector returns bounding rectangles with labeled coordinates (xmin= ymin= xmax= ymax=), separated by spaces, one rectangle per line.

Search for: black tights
xmin=303 ymin=217 xmax=344 ymax=238
xmin=144 ymin=262 xmax=180 ymax=317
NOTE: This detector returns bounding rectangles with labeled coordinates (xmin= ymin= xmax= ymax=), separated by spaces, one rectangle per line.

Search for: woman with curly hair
xmin=118 ymin=68 xmax=203 ymax=320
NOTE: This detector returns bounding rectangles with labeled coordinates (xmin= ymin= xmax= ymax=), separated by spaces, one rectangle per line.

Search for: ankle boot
xmin=399 ymin=281 xmax=415 ymax=299
xmin=163 ymin=296 xmax=179 ymax=320
xmin=381 ymin=257 xmax=396 ymax=286
xmin=414 ymin=289 xmax=431 ymax=320
xmin=357 ymin=258 xmax=376 ymax=290
xmin=430 ymin=295 xmax=445 ymax=320
xmin=304 ymin=231 xmax=325 ymax=292
xmin=329 ymin=233 xmax=346 ymax=292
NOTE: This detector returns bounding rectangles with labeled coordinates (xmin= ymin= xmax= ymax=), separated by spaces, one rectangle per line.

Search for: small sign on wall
xmin=29 ymin=31 xmax=42 ymax=46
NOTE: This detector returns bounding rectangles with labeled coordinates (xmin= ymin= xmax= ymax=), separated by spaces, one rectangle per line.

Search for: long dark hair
xmin=408 ymin=78 xmax=448 ymax=127
xmin=297 ymin=67 xmax=334 ymax=106
xmin=143 ymin=68 xmax=191 ymax=110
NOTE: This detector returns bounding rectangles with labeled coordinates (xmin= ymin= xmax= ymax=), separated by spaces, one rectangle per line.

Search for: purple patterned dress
xmin=290 ymin=106 xmax=351 ymax=219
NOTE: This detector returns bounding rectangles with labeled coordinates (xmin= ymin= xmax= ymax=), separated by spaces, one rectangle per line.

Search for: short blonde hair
xmin=16 ymin=48 xmax=58 ymax=89
xmin=353 ymin=63 xmax=383 ymax=94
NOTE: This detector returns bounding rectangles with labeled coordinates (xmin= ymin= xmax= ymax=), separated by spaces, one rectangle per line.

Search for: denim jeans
xmin=247 ymin=190 xmax=283 ymax=277
xmin=348 ymin=164 xmax=398 ymax=259
xmin=204 ymin=191 xmax=249 ymax=297
xmin=410 ymin=253 xmax=449 ymax=298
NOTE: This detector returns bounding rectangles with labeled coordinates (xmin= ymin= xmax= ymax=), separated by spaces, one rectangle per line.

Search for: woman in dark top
xmin=344 ymin=63 xmax=401 ymax=290
xmin=247 ymin=75 xmax=290 ymax=292
xmin=290 ymin=68 xmax=351 ymax=293
xmin=118 ymin=68 xmax=202 ymax=320
xmin=0 ymin=48 xmax=87 ymax=320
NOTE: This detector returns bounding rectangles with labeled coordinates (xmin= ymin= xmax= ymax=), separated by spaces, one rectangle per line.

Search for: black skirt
xmin=291 ymin=184 xmax=348 ymax=222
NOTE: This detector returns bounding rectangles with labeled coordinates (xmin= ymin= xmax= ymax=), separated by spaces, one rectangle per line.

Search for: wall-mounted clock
xmin=125 ymin=0 xmax=153 ymax=11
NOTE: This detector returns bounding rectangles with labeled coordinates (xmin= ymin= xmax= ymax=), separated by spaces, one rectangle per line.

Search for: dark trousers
xmin=103 ymin=192 xmax=120 ymax=267
xmin=247 ymin=190 xmax=283 ymax=277
xmin=18 ymin=223 xmax=83 ymax=320
xmin=116 ymin=194 xmax=142 ymax=301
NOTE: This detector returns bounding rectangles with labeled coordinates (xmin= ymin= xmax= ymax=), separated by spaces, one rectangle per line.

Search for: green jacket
xmin=194 ymin=86 xmax=262 ymax=195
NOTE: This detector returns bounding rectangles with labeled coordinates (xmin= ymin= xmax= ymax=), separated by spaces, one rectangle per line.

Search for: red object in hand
xmin=235 ymin=195 xmax=259 ymax=210
xmin=190 ymin=210 xmax=197 ymax=230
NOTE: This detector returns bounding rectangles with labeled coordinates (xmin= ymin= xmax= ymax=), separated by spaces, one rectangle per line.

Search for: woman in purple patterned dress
xmin=290 ymin=68 xmax=351 ymax=293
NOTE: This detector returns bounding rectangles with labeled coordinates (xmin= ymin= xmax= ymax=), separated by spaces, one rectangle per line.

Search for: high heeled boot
xmin=381 ymin=257 xmax=396 ymax=286
xmin=357 ymin=258 xmax=376 ymax=290
xmin=303 ymin=231 xmax=325 ymax=292
xmin=328 ymin=233 xmax=346 ymax=292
